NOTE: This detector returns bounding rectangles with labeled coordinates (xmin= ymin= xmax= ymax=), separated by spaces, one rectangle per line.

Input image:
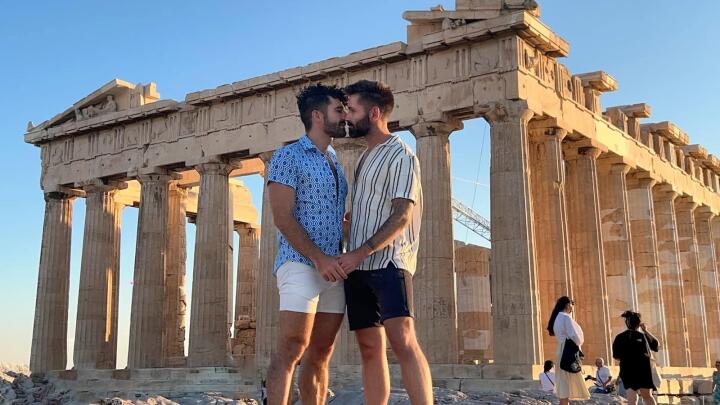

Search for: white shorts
xmin=276 ymin=261 xmax=345 ymax=314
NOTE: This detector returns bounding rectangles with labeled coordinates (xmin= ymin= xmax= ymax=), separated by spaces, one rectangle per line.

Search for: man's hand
xmin=338 ymin=245 xmax=371 ymax=273
xmin=639 ymin=322 xmax=647 ymax=333
xmin=312 ymin=253 xmax=347 ymax=282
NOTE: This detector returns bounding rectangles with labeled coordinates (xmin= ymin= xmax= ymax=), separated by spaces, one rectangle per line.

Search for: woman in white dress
xmin=547 ymin=296 xmax=590 ymax=404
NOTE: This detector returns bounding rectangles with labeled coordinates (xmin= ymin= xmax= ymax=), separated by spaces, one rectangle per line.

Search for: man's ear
xmin=311 ymin=109 xmax=323 ymax=123
xmin=370 ymin=105 xmax=381 ymax=122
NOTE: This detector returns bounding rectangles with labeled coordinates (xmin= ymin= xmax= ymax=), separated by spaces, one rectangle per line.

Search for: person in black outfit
xmin=612 ymin=310 xmax=659 ymax=405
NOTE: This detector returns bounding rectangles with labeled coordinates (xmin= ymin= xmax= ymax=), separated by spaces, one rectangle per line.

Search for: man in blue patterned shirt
xmin=265 ymin=84 xmax=349 ymax=404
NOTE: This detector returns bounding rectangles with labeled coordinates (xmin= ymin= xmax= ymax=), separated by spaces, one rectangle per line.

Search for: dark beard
xmin=348 ymin=115 xmax=371 ymax=138
xmin=324 ymin=117 xmax=347 ymax=138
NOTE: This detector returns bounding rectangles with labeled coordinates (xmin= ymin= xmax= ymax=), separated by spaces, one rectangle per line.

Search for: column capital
xmin=695 ymin=205 xmax=715 ymax=221
xmin=563 ymin=137 xmax=607 ymax=161
xmin=597 ymin=155 xmax=632 ymax=175
xmin=410 ymin=117 xmax=463 ymax=139
xmin=627 ymin=170 xmax=657 ymax=189
xmin=78 ymin=179 xmax=128 ymax=194
xmin=257 ymin=151 xmax=274 ymax=177
xmin=675 ymin=195 xmax=698 ymax=212
xmin=233 ymin=222 xmax=256 ymax=232
xmin=476 ymin=100 xmax=533 ymax=126
xmin=653 ymin=183 xmax=679 ymax=201
xmin=528 ymin=124 xmax=568 ymax=142
xmin=563 ymin=145 xmax=602 ymax=161
xmin=138 ymin=173 xmax=176 ymax=184
xmin=43 ymin=190 xmax=81 ymax=202
xmin=195 ymin=162 xmax=235 ymax=176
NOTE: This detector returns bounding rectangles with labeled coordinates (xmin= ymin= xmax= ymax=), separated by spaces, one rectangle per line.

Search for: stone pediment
xmin=38 ymin=79 xmax=160 ymax=131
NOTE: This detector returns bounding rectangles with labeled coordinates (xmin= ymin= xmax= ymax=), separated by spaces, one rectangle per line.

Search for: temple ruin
xmin=24 ymin=0 xmax=718 ymax=396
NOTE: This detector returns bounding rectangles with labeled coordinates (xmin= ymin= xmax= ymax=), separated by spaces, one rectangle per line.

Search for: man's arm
xmin=268 ymin=182 xmax=346 ymax=281
xmin=337 ymin=198 xmax=413 ymax=272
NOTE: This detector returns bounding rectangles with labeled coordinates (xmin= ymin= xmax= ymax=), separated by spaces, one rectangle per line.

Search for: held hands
xmin=337 ymin=248 xmax=368 ymax=273
xmin=313 ymin=243 xmax=372 ymax=282
xmin=313 ymin=253 xmax=347 ymax=283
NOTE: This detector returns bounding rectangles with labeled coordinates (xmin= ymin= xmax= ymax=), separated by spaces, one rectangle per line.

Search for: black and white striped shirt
xmin=348 ymin=135 xmax=423 ymax=274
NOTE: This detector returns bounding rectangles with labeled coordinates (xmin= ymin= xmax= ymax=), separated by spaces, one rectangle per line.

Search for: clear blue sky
xmin=1 ymin=1 xmax=719 ymax=367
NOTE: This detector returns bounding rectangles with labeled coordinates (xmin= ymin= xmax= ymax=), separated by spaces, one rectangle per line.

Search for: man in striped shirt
xmin=338 ymin=80 xmax=432 ymax=405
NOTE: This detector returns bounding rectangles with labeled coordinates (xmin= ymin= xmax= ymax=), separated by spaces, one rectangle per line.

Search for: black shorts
xmin=344 ymin=261 xmax=414 ymax=331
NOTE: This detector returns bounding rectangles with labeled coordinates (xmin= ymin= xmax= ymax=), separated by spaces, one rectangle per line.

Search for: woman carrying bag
xmin=612 ymin=310 xmax=660 ymax=405
xmin=547 ymin=296 xmax=590 ymax=404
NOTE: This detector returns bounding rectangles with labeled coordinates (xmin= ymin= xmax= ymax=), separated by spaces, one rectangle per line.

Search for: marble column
xmin=674 ymin=197 xmax=710 ymax=367
xmin=652 ymin=185 xmax=691 ymax=366
xmin=128 ymin=173 xmax=171 ymax=368
xmin=455 ymin=244 xmax=493 ymax=363
xmin=232 ymin=224 xmax=259 ymax=356
xmin=332 ymin=137 xmax=366 ymax=365
xmin=256 ymin=153 xmax=279 ymax=367
xmin=188 ymin=162 xmax=235 ymax=367
xmin=564 ymin=143 xmax=612 ymax=362
xmin=30 ymin=192 xmax=75 ymax=373
xmin=626 ymin=173 xmax=669 ymax=366
xmin=73 ymin=184 xmax=124 ymax=369
xmin=411 ymin=119 xmax=461 ymax=364
xmin=163 ymin=183 xmax=188 ymax=367
xmin=694 ymin=207 xmax=720 ymax=361
xmin=485 ymin=102 xmax=543 ymax=370
xmin=527 ymin=124 xmax=573 ymax=363
xmin=596 ymin=158 xmax=638 ymax=341
xmin=710 ymin=217 xmax=720 ymax=360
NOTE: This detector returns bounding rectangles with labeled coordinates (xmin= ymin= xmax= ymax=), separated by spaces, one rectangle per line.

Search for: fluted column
xmin=597 ymin=158 xmax=638 ymax=340
xmin=73 ymin=183 xmax=124 ymax=369
xmin=30 ymin=192 xmax=75 ymax=372
xmin=694 ymin=207 xmax=720 ymax=361
xmin=674 ymin=197 xmax=710 ymax=367
xmin=652 ymin=185 xmax=691 ymax=366
xmin=232 ymin=224 xmax=259 ymax=356
xmin=188 ymin=161 xmax=235 ymax=367
xmin=527 ymin=123 xmax=573 ymax=363
xmin=163 ymin=183 xmax=188 ymax=367
xmin=256 ymin=152 xmax=279 ymax=367
xmin=485 ymin=102 xmax=543 ymax=369
xmin=128 ymin=173 xmax=172 ymax=368
xmin=626 ymin=173 xmax=669 ymax=366
xmin=710 ymin=217 xmax=720 ymax=360
xmin=564 ymin=143 xmax=612 ymax=362
xmin=455 ymin=245 xmax=493 ymax=363
xmin=332 ymin=137 xmax=366 ymax=365
xmin=411 ymin=119 xmax=461 ymax=364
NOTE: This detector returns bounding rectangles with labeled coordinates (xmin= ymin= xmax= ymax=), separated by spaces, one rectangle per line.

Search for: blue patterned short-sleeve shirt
xmin=267 ymin=135 xmax=348 ymax=275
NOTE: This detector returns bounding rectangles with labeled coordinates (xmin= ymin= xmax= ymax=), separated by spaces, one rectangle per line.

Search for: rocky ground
xmin=1 ymin=364 xmax=629 ymax=405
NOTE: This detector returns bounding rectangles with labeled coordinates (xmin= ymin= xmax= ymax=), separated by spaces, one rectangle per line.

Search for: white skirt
xmin=554 ymin=340 xmax=590 ymax=400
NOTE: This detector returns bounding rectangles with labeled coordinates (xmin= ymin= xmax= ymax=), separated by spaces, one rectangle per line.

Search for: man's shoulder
xmin=389 ymin=137 xmax=417 ymax=158
xmin=274 ymin=141 xmax=304 ymax=156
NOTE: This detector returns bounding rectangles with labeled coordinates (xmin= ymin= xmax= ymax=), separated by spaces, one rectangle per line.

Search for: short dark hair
xmin=621 ymin=310 xmax=642 ymax=329
xmin=296 ymin=84 xmax=347 ymax=132
xmin=543 ymin=360 xmax=554 ymax=372
xmin=344 ymin=80 xmax=394 ymax=118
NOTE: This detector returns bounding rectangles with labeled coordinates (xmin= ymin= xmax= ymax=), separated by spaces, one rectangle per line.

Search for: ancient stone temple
xmin=24 ymin=0 xmax=718 ymax=394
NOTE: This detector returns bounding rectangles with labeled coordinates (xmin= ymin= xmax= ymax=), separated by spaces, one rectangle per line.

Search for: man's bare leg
xmin=355 ymin=327 xmax=390 ymax=405
xmin=298 ymin=312 xmax=344 ymax=405
xmin=266 ymin=311 xmax=314 ymax=405
xmin=384 ymin=317 xmax=432 ymax=405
